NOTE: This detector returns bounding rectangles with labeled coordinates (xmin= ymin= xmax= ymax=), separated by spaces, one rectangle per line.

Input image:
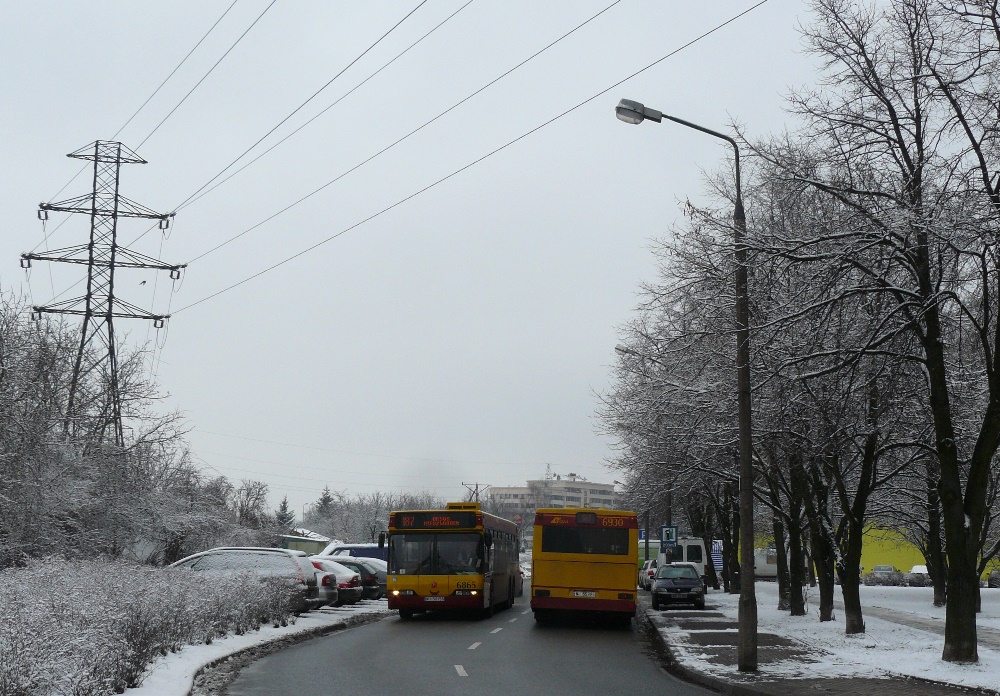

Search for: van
xmin=657 ymin=537 xmax=708 ymax=584
xmin=318 ymin=542 xmax=387 ymax=561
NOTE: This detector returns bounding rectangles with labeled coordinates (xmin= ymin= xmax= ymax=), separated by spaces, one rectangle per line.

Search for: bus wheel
xmin=399 ymin=609 xmax=414 ymax=621
xmin=533 ymin=609 xmax=551 ymax=624
xmin=507 ymin=580 xmax=515 ymax=609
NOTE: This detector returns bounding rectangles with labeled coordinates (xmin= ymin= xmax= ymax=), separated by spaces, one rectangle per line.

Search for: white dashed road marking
xmin=509 ymin=618 xmax=517 ymax=623
xmin=490 ymin=627 xmax=503 ymax=634
xmin=521 ymin=610 xmax=529 ymax=615
xmin=455 ymin=665 xmax=468 ymax=677
xmin=468 ymin=642 xmax=481 ymax=650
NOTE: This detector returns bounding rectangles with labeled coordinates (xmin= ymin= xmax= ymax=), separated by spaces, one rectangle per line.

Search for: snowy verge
xmin=657 ymin=583 xmax=1000 ymax=694
xmin=130 ymin=601 xmax=392 ymax=696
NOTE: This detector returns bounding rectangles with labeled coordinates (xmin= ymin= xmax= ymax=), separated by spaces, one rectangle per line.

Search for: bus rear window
xmin=540 ymin=527 xmax=629 ymax=555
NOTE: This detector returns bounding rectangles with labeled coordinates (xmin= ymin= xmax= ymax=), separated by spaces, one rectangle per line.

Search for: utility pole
xmin=21 ymin=141 xmax=184 ymax=449
xmin=462 ymin=482 xmax=490 ymax=503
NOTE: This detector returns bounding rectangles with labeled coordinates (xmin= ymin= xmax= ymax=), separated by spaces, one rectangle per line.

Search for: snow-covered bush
xmin=0 ymin=557 xmax=299 ymax=695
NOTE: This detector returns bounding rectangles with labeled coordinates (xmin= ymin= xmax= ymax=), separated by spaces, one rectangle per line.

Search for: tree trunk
xmin=925 ymin=468 xmax=948 ymax=607
xmin=730 ymin=492 xmax=742 ymax=593
xmin=810 ymin=527 xmax=836 ymax=621
xmin=787 ymin=520 xmax=806 ymax=616
xmin=839 ymin=562 xmax=865 ymax=634
xmin=773 ymin=516 xmax=790 ymax=611
xmin=921 ymin=295 xmax=983 ymax=662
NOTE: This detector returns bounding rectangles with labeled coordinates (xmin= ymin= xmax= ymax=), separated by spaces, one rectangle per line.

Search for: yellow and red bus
xmin=530 ymin=507 xmax=638 ymax=624
xmin=383 ymin=502 xmax=519 ymax=620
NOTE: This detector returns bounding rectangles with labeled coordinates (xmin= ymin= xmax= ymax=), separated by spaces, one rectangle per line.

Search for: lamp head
xmin=615 ymin=99 xmax=661 ymax=125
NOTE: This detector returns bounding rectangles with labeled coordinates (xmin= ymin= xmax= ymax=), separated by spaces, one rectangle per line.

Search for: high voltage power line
xmin=30 ymin=0 xmax=463 ymax=313
xmin=184 ymin=0 xmax=623 ymax=265
xmin=137 ymin=0 xmax=278 ymax=149
xmin=32 ymin=0 xmax=251 ymax=255
xmin=172 ymin=0 xmax=431 ymax=213
xmin=173 ymin=0 xmax=771 ymax=315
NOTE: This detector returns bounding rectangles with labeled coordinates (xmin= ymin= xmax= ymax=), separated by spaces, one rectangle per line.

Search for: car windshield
xmin=657 ymin=566 xmax=698 ymax=579
xmin=388 ymin=533 xmax=484 ymax=575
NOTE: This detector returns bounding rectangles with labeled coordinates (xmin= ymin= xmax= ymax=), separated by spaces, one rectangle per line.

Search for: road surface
xmin=228 ymin=589 xmax=711 ymax=695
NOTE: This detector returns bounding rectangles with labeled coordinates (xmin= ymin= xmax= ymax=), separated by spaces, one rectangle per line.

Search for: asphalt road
xmin=227 ymin=587 xmax=712 ymax=696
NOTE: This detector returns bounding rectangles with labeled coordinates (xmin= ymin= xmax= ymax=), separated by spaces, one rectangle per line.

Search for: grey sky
xmin=2 ymin=1 xmax=815 ymax=517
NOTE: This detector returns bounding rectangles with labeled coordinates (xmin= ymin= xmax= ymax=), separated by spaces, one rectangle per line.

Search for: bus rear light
xmin=618 ymin=593 xmax=634 ymax=600
xmin=534 ymin=589 xmax=550 ymax=597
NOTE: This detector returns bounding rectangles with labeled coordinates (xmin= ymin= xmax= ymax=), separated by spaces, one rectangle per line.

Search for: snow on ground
xmin=665 ymin=583 xmax=1000 ymax=692
xmin=129 ymin=601 xmax=390 ymax=696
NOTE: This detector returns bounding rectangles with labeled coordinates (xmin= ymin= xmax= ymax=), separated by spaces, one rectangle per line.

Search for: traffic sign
xmin=512 ymin=514 xmax=524 ymax=525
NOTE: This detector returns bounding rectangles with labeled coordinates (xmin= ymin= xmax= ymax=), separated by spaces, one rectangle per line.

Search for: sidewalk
xmin=642 ymin=590 xmax=1000 ymax=696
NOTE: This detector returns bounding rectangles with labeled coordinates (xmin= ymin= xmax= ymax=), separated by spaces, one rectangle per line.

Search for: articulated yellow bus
xmin=383 ymin=502 xmax=519 ymax=620
xmin=531 ymin=507 xmax=638 ymax=625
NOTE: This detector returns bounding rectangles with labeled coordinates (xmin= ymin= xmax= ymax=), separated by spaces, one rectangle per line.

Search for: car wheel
xmin=399 ymin=609 xmax=414 ymax=621
xmin=651 ymin=598 xmax=660 ymax=610
xmin=695 ymin=599 xmax=706 ymax=610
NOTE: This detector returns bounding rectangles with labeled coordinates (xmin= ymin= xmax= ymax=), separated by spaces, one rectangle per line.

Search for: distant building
xmin=490 ymin=472 xmax=621 ymax=511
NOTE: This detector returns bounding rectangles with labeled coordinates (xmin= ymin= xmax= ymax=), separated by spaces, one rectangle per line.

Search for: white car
xmin=638 ymin=559 xmax=657 ymax=590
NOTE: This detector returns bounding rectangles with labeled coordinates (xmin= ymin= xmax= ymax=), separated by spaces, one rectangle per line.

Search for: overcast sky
xmin=2 ymin=1 xmax=817 ymax=518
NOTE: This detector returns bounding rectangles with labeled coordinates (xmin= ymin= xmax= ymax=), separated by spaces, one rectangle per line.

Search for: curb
xmin=187 ymin=609 xmax=392 ymax=695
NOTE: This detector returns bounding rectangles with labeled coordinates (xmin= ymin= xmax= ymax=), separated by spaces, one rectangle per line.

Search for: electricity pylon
xmin=21 ymin=141 xmax=185 ymax=449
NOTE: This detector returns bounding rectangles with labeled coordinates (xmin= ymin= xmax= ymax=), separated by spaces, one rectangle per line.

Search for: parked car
xmin=309 ymin=557 xmax=364 ymax=606
xmin=326 ymin=556 xmax=386 ymax=600
xmin=905 ymin=564 xmax=933 ymax=587
xmin=318 ymin=542 xmax=387 ymax=561
xmin=638 ymin=559 xmax=657 ymax=590
xmin=309 ymin=560 xmax=340 ymax=607
xmin=650 ymin=562 xmax=705 ymax=610
xmin=988 ymin=570 xmax=1000 ymax=589
xmin=168 ymin=547 xmax=323 ymax=612
xmin=864 ymin=564 xmax=904 ymax=586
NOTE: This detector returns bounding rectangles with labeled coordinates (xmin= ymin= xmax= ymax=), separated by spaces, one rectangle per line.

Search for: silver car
xmin=169 ymin=547 xmax=323 ymax=612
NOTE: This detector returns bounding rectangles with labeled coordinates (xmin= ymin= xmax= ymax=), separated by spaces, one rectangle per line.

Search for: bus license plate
xmin=425 ymin=596 xmax=445 ymax=602
xmin=572 ymin=590 xmax=597 ymax=598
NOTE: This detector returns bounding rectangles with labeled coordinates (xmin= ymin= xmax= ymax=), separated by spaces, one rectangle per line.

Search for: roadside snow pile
xmin=0 ymin=558 xmax=300 ymax=695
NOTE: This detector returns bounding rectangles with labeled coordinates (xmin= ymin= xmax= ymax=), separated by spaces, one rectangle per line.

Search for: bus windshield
xmin=540 ymin=526 xmax=629 ymax=555
xmin=388 ymin=532 xmax=484 ymax=575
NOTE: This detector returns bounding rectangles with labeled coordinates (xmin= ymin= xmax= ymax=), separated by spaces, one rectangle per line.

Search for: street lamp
xmin=615 ymin=98 xmax=757 ymax=672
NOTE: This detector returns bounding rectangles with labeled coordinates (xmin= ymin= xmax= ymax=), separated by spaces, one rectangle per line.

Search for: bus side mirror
xmin=378 ymin=532 xmax=386 ymax=548
xmin=484 ymin=531 xmax=493 ymax=548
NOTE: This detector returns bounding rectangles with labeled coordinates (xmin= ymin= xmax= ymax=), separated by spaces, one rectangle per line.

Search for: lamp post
xmin=615 ymin=98 xmax=757 ymax=672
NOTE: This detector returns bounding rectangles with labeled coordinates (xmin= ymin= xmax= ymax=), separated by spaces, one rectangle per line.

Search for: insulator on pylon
xmin=37 ymin=209 xmax=48 ymax=221
xmin=153 ymin=318 xmax=166 ymax=329
xmin=159 ymin=217 xmax=170 ymax=230
xmin=30 ymin=310 xmax=39 ymax=321
xmin=20 ymin=257 xmax=31 ymax=269
xmin=169 ymin=268 xmax=182 ymax=280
